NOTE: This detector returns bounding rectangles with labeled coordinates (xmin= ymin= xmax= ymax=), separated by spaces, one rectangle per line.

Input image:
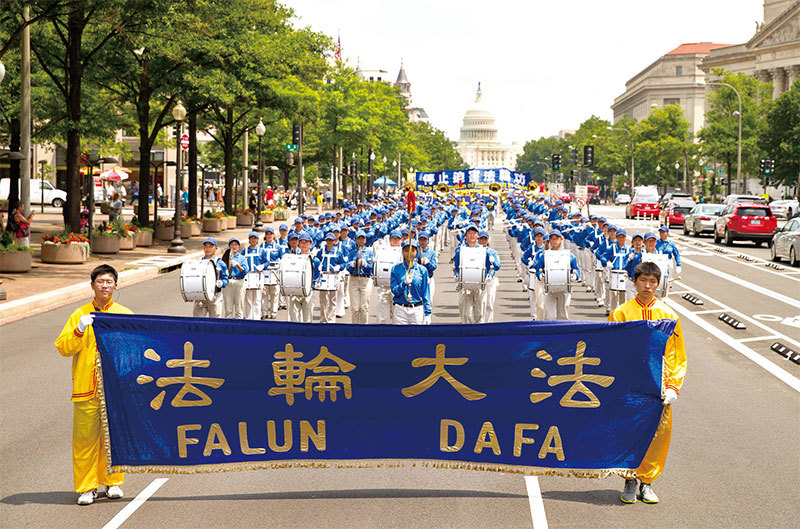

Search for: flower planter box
xmin=119 ymin=234 xmax=137 ymax=250
xmin=41 ymin=243 xmax=88 ymax=264
xmin=203 ymin=219 xmax=224 ymax=233
xmin=0 ymin=251 xmax=32 ymax=273
xmin=156 ymin=225 xmax=175 ymax=241
xmin=191 ymin=222 xmax=202 ymax=236
xmin=226 ymin=216 xmax=237 ymax=229
xmin=237 ymin=213 xmax=254 ymax=226
xmin=135 ymin=230 xmax=153 ymax=247
xmin=261 ymin=212 xmax=274 ymax=223
xmin=180 ymin=223 xmax=192 ymax=238
xmin=274 ymin=209 xmax=289 ymax=221
xmin=91 ymin=236 xmax=121 ymax=254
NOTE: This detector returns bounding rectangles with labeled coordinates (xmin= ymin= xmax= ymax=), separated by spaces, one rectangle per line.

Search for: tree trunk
xmin=65 ymin=10 xmax=85 ymax=232
xmin=223 ymin=129 xmax=234 ymax=214
xmin=136 ymin=57 xmax=152 ymax=228
xmin=6 ymin=118 xmax=21 ymax=217
xmin=187 ymin=109 xmax=198 ymax=217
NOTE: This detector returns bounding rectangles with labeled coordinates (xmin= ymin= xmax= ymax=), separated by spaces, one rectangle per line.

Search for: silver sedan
xmin=770 ymin=217 xmax=800 ymax=266
xmin=769 ymin=200 xmax=799 ymax=220
xmin=683 ymin=204 xmax=725 ymax=236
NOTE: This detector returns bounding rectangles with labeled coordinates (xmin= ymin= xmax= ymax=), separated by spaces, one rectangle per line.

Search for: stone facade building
xmin=456 ymin=84 xmax=523 ymax=169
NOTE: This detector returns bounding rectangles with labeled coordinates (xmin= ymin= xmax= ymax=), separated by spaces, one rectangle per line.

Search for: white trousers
xmin=318 ymin=289 xmax=337 ymax=323
xmin=429 ymin=277 xmax=436 ymax=302
xmin=625 ymin=279 xmax=637 ymax=302
xmin=459 ymin=288 xmax=484 ymax=324
xmin=528 ymin=276 xmax=545 ymax=320
xmin=335 ymin=277 xmax=347 ymax=317
xmin=244 ymin=287 xmax=262 ymax=320
xmin=393 ymin=304 xmax=424 ymax=324
xmin=349 ymin=276 xmax=373 ymax=324
xmin=223 ymin=279 xmax=245 ymax=318
xmin=288 ymin=293 xmax=314 ymax=323
xmin=543 ymin=292 xmax=570 ymax=320
xmin=193 ymin=292 xmax=223 ymax=318
xmin=595 ymin=269 xmax=606 ymax=303
xmin=482 ymin=276 xmax=498 ymax=323
xmin=606 ymin=287 xmax=626 ymax=313
xmin=262 ymin=284 xmax=280 ymax=318
xmin=376 ymin=286 xmax=394 ymax=324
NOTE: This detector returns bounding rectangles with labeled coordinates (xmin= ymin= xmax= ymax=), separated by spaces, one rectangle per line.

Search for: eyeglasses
xmin=94 ymin=280 xmax=116 ymax=286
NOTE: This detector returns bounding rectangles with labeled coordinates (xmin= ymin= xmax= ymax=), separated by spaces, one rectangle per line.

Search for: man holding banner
xmin=55 ymin=264 xmax=132 ymax=505
xmin=610 ymin=260 xmax=687 ymax=504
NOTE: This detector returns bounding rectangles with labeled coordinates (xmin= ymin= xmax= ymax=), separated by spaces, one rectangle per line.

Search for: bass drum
xmin=180 ymin=260 xmax=216 ymax=302
xmin=459 ymin=245 xmax=486 ymax=290
xmin=373 ymin=247 xmax=402 ymax=287
xmin=544 ymin=249 xmax=571 ymax=294
xmin=279 ymin=254 xmax=313 ymax=297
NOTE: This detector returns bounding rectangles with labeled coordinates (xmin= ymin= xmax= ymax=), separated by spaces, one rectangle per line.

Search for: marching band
xmin=178 ymin=186 xmax=680 ymax=325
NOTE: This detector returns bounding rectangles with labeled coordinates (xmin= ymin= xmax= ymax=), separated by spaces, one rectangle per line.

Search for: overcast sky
xmin=287 ymin=0 xmax=763 ymax=145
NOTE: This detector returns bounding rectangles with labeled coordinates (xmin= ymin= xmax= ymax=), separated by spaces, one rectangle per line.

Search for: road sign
xmin=576 ymin=198 xmax=586 ymax=208
xmin=285 ymin=143 xmax=298 ymax=152
xmin=574 ymin=185 xmax=588 ymax=200
xmin=180 ymin=134 xmax=189 ymax=150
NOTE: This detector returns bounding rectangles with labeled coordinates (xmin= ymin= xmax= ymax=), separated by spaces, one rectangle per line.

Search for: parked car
xmin=769 ymin=199 xmax=799 ymax=220
xmin=683 ymin=204 xmax=726 ymax=236
xmin=714 ymin=202 xmax=778 ymax=246
xmin=770 ymin=217 xmax=800 ymax=266
xmin=615 ymin=193 xmax=631 ymax=205
xmin=0 ymin=178 xmax=68 ymax=207
xmin=626 ymin=196 xmax=660 ymax=219
xmin=659 ymin=192 xmax=691 ymax=208
xmin=723 ymin=194 xmax=768 ymax=205
xmin=559 ymin=193 xmax=572 ymax=203
xmin=660 ymin=199 xmax=696 ymax=227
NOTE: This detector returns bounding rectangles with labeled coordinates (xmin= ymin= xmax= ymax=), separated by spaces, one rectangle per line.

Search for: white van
xmin=0 ymin=178 xmax=68 ymax=207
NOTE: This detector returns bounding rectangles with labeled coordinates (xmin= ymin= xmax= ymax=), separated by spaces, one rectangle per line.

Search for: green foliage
xmin=760 ymin=78 xmax=800 ymax=195
xmin=516 ymin=136 xmax=564 ymax=179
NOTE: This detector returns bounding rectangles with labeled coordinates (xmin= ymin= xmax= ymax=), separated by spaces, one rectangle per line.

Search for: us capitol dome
xmin=457 ymin=83 xmax=523 ymax=169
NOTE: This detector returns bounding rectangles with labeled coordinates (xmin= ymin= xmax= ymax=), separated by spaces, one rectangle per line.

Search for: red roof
xmin=666 ymin=43 xmax=731 ymax=55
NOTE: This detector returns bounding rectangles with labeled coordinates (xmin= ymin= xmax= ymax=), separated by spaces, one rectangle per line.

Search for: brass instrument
xmin=488 ymin=182 xmax=502 ymax=195
xmin=436 ymin=183 xmax=449 ymax=196
xmin=528 ymin=181 xmax=538 ymax=191
xmin=403 ymin=181 xmax=416 ymax=193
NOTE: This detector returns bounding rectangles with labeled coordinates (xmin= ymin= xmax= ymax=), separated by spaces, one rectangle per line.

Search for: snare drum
xmin=261 ymin=264 xmax=279 ymax=286
xmin=459 ymin=245 xmax=486 ymax=290
xmin=279 ymin=254 xmax=313 ymax=297
xmin=373 ymin=247 xmax=402 ymax=287
xmin=315 ymin=271 xmax=341 ymax=291
xmin=642 ymin=253 xmax=670 ymax=297
xmin=244 ymin=271 xmax=262 ymax=290
xmin=544 ymin=249 xmax=571 ymax=294
xmin=610 ymin=269 xmax=627 ymax=291
xmin=180 ymin=260 xmax=216 ymax=302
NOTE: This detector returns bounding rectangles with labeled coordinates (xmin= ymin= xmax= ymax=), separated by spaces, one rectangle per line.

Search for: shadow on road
xmin=141 ymin=488 xmax=527 ymax=502
xmin=2 ymin=491 xmax=77 ymax=505
xmin=541 ymin=488 xmax=623 ymax=506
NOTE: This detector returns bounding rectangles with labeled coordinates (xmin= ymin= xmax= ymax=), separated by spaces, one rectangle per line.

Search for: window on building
xmin=664 ymin=98 xmax=680 ymax=106
xmin=369 ymin=76 xmax=374 ymax=81
xmin=675 ymin=66 xmax=683 ymax=76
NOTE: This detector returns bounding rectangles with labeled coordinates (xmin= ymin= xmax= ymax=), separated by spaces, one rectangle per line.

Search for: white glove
xmin=77 ymin=314 xmax=94 ymax=334
xmin=423 ymin=315 xmax=431 ymax=325
xmin=676 ymin=266 xmax=682 ymax=275
xmin=404 ymin=274 xmax=413 ymax=285
xmin=663 ymin=388 xmax=678 ymax=405
xmin=349 ymin=261 xmax=356 ymax=268
xmin=215 ymin=280 xmax=223 ymax=288
xmin=256 ymin=264 xmax=265 ymax=271
xmin=333 ymin=265 xmax=340 ymax=272
xmin=489 ymin=255 xmax=495 ymax=264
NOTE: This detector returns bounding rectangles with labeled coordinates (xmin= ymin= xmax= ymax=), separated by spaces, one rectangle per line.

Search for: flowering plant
xmin=157 ymin=217 xmax=175 ymax=227
xmin=93 ymin=221 xmax=127 ymax=237
xmin=203 ymin=210 xmax=226 ymax=219
xmin=41 ymin=232 xmax=89 ymax=244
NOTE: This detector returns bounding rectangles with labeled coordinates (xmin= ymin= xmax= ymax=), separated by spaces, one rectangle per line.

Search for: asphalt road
xmin=1 ymin=204 xmax=798 ymax=529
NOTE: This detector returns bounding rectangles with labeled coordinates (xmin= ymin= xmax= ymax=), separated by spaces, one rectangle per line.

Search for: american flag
xmin=334 ymin=35 xmax=342 ymax=64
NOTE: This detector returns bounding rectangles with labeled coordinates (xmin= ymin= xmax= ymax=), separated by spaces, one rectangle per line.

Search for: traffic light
xmin=759 ymin=159 xmax=766 ymax=174
xmin=571 ymin=169 xmax=578 ymax=178
xmin=552 ymin=154 xmax=561 ymax=170
xmin=584 ymin=145 xmax=594 ymax=167
xmin=765 ymin=158 xmax=774 ymax=174
xmin=292 ymin=123 xmax=301 ymax=145
xmin=570 ymin=147 xmax=579 ymax=165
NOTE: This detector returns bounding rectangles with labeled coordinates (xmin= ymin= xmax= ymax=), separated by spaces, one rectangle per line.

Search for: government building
xmin=456 ymin=84 xmax=523 ymax=169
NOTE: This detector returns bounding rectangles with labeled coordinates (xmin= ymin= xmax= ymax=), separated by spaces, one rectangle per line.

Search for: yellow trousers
xmin=73 ymin=396 xmax=124 ymax=493
xmin=637 ymin=405 xmax=672 ymax=483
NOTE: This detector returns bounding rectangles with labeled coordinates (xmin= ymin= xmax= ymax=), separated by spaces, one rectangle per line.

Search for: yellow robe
xmin=55 ymin=299 xmax=132 ymax=492
xmin=609 ymin=295 xmax=687 ymax=482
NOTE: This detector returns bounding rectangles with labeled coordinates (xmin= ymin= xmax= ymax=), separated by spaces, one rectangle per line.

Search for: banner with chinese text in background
xmin=414 ymin=168 xmax=531 ymax=193
xmin=94 ymin=315 xmax=674 ymax=478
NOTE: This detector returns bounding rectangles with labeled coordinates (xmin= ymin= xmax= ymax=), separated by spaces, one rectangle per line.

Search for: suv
xmin=661 ymin=199 xmax=696 ymax=227
xmin=714 ymin=203 xmax=778 ymax=246
xmin=660 ymin=192 xmax=691 ymax=208
xmin=723 ymin=194 xmax=768 ymax=205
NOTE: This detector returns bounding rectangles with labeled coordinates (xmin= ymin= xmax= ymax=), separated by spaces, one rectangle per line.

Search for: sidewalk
xmin=0 ymin=206 xmax=296 ymax=325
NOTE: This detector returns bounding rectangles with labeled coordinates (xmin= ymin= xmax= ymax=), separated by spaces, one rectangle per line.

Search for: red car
xmin=714 ymin=202 xmax=778 ymax=246
xmin=660 ymin=199 xmax=696 ymax=227
xmin=559 ymin=193 xmax=572 ymax=203
xmin=626 ymin=196 xmax=660 ymax=219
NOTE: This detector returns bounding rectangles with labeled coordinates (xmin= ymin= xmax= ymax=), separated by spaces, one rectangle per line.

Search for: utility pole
xmin=20 ymin=6 xmax=31 ymax=215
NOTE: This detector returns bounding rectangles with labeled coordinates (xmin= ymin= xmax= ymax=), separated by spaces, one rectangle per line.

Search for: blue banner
xmin=94 ymin=315 xmax=674 ymax=478
xmin=415 ymin=168 xmax=531 ymax=193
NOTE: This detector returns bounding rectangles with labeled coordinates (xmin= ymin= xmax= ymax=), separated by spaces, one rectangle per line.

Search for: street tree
xmin=760 ymin=77 xmax=800 ymax=199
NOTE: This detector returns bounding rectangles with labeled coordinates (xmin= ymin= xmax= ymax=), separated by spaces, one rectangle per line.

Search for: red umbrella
xmin=99 ymin=166 xmax=131 ymax=181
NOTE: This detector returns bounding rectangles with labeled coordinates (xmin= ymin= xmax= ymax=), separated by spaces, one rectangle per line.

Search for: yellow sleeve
xmin=54 ymin=307 xmax=87 ymax=358
xmin=664 ymin=317 xmax=687 ymax=394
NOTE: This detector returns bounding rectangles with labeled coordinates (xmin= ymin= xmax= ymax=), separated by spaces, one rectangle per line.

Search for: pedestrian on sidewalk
xmin=55 ymin=264 xmax=132 ymax=505
xmin=108 ymin=193 xmax=122 ymax=222
xmin=10 ymin=202 xmax=34 ymax=246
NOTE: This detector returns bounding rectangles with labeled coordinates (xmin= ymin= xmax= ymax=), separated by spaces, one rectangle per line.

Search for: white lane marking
xmin=667 ymin=306 xmax=800 ymax=394
xmin=102 ymin=478 xmax=168 ymax=529
xmin=681 ymin=256 xmax=800 ymax=310
xmin=753 ymin=314 xmax=784 ymax=322
xmin=691 ymin=309 xmax=726 ymax=315
xmin=524 ymin=476 xmax=549 ymax=529
xmin=738 ymin=336 xmax=779 ymax=343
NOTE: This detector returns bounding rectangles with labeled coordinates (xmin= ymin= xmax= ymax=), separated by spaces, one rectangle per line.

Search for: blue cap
xmin=228 ymin=237 xmax=240 ymax=245
xmin=607 ymin=224 xmax=618 ymax=231
xmin=632 ymin=232 xmax=643 ymax=240
xmin=288 ymin=232 xmax=299 ymax=240
xmin=279 ymin=223 xmax=288 ymax=231
xmin=644 ymin=232 xmax=657 ymax=241
xmin=659 ymin=225 xmax=670 ymax=232
xmin=419 ymin=231 xmax=430 ymax=239
xmin=324 ymin=232 xmax=336 ymax=241
xmin=202 ymin=237 xmax=218 ymax=246
xmin=478 ymin=230 xmax=490 ymax=239
xmin=402 ymin=238 xmax=419 ymax=249
xmin=248 ymin=231 xmax=259 ymax=238
xmin=390 ymin=230 xmax=401 ymax=239
xmin=264 ymin=227 xmax=274 ymax=234
xmin=331 ymin=224 xmax=341 ymax=231
xmin=589 ymin=215 xmax=597 ymax=219
xmin=355 ymin=230 xmax=367 ymax=238
xmin=534 ymin=227 xmax=546 ymax=236
xmin=401 ymin=228 xmax=410 ymax=235
xmin=293 ymin=217 xmax=303 ymax=224
xmin=598 ymin=217 xmax=607 ymax=223
xmin=340 ymin=224 xmax=349 ymax=231
xmin=616 ymin=229 xmax=627 ymax=237
xmin=299 ymin=233 xmax=312 ymax=242
xmin=465 ymin=224 xmax=479 ymax=233
xmin=548 ymin=230 xmax=563 ymax=239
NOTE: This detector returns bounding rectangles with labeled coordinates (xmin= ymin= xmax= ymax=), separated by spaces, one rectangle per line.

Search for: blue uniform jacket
xmin=390 ymin=261 xmax=432 ymax=316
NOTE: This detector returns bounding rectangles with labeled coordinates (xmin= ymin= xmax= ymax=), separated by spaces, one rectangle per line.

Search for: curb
xmin=0 ymin=251 xmax=203 ymax=326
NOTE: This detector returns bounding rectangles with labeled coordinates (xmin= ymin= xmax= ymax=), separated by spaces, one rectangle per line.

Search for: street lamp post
xmin=168 ymin=100 xmax=187 ymax=254
xmin=704 ymin=81 xmax=743 ymax=193
xmin=368 ymin=148 xmax=375 ymax=199
xmin=382 ymin=155 xmax=387 ymax=196
xmin=608 ymin=126 xmax=635 ymax=191
xmin=391 ymin=160 xmax=397 ymax=196
xmin=254 ymin=118 xmax=266 ymax=231
xmin=39 ymin=160 xmax=46 ymax=213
